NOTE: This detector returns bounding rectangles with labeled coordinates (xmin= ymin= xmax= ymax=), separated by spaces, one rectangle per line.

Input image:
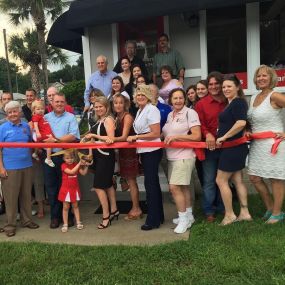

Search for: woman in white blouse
xmin=127 ymin=84 xmax=164 ymax=230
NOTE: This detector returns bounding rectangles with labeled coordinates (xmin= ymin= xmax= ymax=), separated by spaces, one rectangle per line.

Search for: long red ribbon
xmin=0 ymin=131 xmax=282 ymax=154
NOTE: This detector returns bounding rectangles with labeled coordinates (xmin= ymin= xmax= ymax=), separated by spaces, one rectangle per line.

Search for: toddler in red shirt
xmin=31 ymin=100 xmax=55 ymax=167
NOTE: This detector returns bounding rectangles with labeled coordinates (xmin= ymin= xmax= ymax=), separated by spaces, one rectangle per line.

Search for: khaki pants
xmin=1 ymin=167 xmax=33 ymax=231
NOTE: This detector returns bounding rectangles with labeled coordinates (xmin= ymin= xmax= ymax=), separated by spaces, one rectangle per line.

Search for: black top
xmin=113 ymin=55 xmax=148 ymax=79
xmin=22 ymin=104 xmax=32 ymax=122
xmin=217 ymin=98 xmax=248 ymax=141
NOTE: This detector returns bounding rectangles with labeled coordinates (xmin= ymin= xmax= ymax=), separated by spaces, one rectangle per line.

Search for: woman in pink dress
xmin=158 ymin=65 xmax=183 ymax=104
xmin=58 ymin=149 xmax=89 ymax=233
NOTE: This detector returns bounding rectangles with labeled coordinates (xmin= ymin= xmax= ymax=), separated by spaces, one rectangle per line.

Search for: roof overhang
xmin=47 ymin=0 xmax=265 ymax=53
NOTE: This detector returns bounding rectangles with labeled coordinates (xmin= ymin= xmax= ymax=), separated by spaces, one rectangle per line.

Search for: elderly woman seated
xmin=0 ymin=101 xmax=39 ymax=237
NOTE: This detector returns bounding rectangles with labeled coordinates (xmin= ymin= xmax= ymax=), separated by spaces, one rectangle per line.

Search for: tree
xmin=49 ymin=55 xmax=85 ymax=83
xmin=0 ymin=57 xmax=30 ymax=93
xmin=0 ymin=0 xmax=67 ymax=93
xmin=8 ymin=29 xmax=67 ymax=93
xmin=61 ymin=80 xmax=85 ymax=108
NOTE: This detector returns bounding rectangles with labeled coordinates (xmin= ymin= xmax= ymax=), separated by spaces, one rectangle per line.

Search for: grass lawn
xmin=0 ymin=195 xmax=284 ymax=285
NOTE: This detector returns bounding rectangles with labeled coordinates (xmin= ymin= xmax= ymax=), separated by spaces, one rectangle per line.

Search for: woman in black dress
xmin=215 ymin=74 xmax=252 ymax=225
xmin=84 ymin=96 xmax=118 ymax=229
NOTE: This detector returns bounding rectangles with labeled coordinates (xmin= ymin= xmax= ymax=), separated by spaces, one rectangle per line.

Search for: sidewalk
xmin=0 ymin=192 xmax=189 ymax=246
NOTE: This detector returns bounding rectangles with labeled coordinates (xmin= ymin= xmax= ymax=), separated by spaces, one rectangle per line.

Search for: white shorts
xmin=168 ymin=158 xmax=195 ymax=185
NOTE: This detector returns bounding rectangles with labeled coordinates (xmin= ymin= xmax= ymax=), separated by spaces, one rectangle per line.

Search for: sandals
xmin=219 ymin=216 xmax=237 ymax=226
xmin=110 ymin=210 xmax=120 ymax=222
xmin=61 ymin=224 xmax=68 ymax=233
xmin=266 ymin=213 xmax=284 ymax=224
xmin=77 ymin=222 xmax=84 ymax=230
xmin=98 ymin=216 xmax=111 ymax=229
xmin=262 ymin=210 xmax=272 ymax=220
xmin=124 ymin=213 xmax=143 ymax=221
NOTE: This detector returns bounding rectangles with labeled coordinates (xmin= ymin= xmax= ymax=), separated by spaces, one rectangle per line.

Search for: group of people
xmin=0 ymin=33 xmax=284 ymax=238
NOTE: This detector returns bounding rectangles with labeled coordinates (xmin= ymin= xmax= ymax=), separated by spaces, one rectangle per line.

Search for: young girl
xmin=58 ymin=149 xmax=89 ymax=233
xmin=31 ymin=100 xmax=55 ymax=167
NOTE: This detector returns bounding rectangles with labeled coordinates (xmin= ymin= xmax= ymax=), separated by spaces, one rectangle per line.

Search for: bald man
xmin=83 ymin=55 xmax=117 ymax=111
xmin=46 ymin=86 xmax=74 ymax=114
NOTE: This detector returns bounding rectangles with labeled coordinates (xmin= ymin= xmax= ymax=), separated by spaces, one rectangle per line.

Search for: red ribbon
xmin=0 ymin=131 xmax=282 ymax=155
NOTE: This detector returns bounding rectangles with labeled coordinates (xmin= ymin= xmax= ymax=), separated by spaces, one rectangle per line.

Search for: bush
xmin=61 ymin=80 xmax=85 ymax=108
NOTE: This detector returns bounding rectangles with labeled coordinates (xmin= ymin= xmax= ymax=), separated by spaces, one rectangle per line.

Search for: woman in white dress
xmin=247 ymin=65 xmax=285 ymax=223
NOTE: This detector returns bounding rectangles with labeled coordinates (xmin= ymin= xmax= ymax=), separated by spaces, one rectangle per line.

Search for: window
xmin=260 ymin=1 xmax=285 ymax=87
xmin=118 ymin=17 xmax=164 ymax=76
xmin=207 ymin=6 xmax=247 ymax=87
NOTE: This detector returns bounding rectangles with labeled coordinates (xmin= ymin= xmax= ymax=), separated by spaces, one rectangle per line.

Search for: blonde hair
xmin=134 ymin=84 xmax=155 ymax=105
xmin=94 ymin=96 xmax=112 ymax=118
xmin=31 ymin=100 xmax=45 ymax=111
xmin=112 ymin=93 xmax=130 ymax=112
xmin=253 ymin=65 xmax=278 ymax=89
xmin=63 ymin=149 xmax=78 ymax=160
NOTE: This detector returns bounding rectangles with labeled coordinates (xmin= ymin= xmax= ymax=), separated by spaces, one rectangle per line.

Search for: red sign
xmin=275 ymin=69 xmax=285 ymax=87
xmin=235 ymin=72 xmax=248 ymax=89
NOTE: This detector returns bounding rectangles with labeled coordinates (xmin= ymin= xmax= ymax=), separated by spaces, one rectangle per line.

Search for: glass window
xmin=260 ymin=1 xmax=285 ymax=87
xmin=207 ymin=6 xmax=247 ymax=87
xmin=118 ymin=17 xmax=164 ymax=77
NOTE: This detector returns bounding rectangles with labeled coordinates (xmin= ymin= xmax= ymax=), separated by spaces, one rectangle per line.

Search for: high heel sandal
xmin=97 ymin=216 xmax=111 ymax=229
xmin=110 ymin=210 xmax=120 ymax=222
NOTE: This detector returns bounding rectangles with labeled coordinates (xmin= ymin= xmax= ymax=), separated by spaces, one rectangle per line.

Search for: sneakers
xmin=173 ymin=211 xmax=195 ymax=229
xmin=45 ymin=158 xmax=55 ymax=167
xmin=61 ymin=224 xmax=68 ymax=233
xmin=174 ymin=212 xmax=190 ymax=234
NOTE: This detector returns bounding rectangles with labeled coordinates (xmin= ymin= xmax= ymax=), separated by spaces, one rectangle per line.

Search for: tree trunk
xmin=30 ymin=64 xmax=41 ymax=95
xmin=31 ymin=9 xmax=49 ymax=99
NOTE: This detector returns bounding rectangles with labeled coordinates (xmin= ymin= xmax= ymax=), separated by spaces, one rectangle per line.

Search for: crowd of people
xmin=0 ymin=33 xmax=284 ymax=238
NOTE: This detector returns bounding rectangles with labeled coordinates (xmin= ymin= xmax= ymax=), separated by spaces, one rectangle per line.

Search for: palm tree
xmin=8 ymin=29 xmax=67 ymax=94
xmin=0 ymin=0 xmax=67 ymax=93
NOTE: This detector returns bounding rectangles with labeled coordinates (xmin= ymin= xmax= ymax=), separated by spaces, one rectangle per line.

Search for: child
xmin=58 ymin=149 xmax=89 ymax=233
xmin=31 ymin=100 xmax=55 ymax=167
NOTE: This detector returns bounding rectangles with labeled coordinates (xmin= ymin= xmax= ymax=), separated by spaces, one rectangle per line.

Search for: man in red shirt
xmin=46 ymin=87 xmax=74 ymax=114
xmin=195 ymin=71 xmax=226 ymax=222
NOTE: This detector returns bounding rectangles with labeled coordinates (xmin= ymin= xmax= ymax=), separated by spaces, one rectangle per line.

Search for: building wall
xmin=169 ymin=14 xmax=201 ymax=70
xmin=89 ymin=25 xmax=114 ymax=72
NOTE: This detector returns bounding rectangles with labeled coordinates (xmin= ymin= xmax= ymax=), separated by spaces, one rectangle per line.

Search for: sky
xmin=0 ymin=12 xmax=80 ymax=73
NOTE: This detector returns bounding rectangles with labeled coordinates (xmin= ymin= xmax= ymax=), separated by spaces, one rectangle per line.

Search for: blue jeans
xmin=202 ymin=150 xmax=224 ymax=215
xmin=43 ymin=153 xmax=63 ymax=221
xmin=140 ymin=149 xmax=164 ymax=227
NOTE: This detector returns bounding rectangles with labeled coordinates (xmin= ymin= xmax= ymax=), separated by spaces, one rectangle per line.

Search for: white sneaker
xmin=45 ymin=158 xmax=55 ymax=167
xmin=174 ymin=213 xmax=189 ymax=234
xmin=173 ymin=214 xmax=195 ymax=226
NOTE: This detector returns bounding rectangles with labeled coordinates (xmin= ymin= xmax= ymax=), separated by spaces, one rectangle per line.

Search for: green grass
xmin=0 ymin=195 xmax=285 ymax=285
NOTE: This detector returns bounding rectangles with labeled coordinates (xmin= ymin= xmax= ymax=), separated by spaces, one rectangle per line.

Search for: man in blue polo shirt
xmin=43 ymin=92 xmax=80 ymax=229
xmin=83 ymin=55 xmax=117 ymax=111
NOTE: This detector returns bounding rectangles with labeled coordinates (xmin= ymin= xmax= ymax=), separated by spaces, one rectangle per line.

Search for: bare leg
xmin=249 ymin=175 xmax=273 ymax=211
xmin=72 ymin=201 xmax=81 ymax=224
xmin=231 ymin=171 xmax=252 ymax=220
xmin=46 ymin=148 xmax=52 ymax=161
xmin=127 ymin=177 xmax=142 ymax=216
xmin=182 ymin=185 xmax=192 ymax=209
xmin=170 ymin=184 xmax=186 ymax=212
xmin=62 ymin=202 xmax=70 ymax=226
xmin=266 ymin=179 xmax=285 ymax=224
xmin=216 ymin=170 xmax=237 ymax=224
xmin=106 ymin=186 xmax=117 ymax=213
xmin=95 ymin=188 xmax=110 ymax=227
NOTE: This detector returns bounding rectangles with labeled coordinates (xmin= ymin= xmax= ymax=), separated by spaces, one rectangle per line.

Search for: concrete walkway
xmin=0 ymin=192 xmax=189 ymax=246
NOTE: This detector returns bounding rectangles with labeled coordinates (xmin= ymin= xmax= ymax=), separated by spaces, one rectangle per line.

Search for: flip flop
xmin=219 ymin=216 xmax=237 ymax=226
xmin=266 ymin=213 xmax=284 ymax=224
xmin=124 ymin=213 xmax=143 ymax=221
